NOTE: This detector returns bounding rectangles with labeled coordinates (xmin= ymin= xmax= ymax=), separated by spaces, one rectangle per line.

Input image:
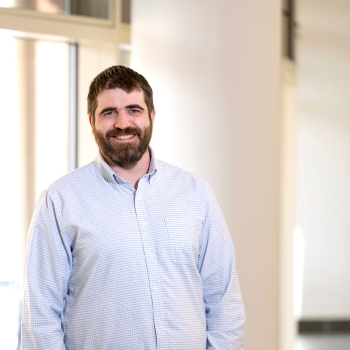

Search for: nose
xmin=113 ymin=110 xmax=130 ymax=129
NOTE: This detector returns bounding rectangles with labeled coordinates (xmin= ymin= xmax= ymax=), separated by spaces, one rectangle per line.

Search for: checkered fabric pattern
xmin=21 ymin=149 xmax=245 ymax=350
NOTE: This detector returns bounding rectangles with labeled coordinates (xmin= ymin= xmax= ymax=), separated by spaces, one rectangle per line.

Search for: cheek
xmin=136 ymin=117 xmax=152 ymax=128
xmin=94 ymin=119 xmax=112 ymax=132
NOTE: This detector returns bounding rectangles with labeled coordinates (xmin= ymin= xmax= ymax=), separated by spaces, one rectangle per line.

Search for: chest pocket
xmin=165 ymin=216 xmax=203 ymax=265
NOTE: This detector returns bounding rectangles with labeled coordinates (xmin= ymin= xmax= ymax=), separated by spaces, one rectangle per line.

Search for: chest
xmin=62 ymin=184 xmax=205 ymax=269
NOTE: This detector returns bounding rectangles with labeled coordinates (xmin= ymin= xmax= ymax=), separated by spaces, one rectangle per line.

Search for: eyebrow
xmin=99 ymin=107 xmax=117 ymax=116
xmin=125 ymin=104 xmax=145 ymax=111
xmin=98 ymin=104 xmax=145 ymax=116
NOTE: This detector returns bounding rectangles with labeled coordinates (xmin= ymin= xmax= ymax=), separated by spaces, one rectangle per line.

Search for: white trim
xmin=119 ymin=43 xmax=131 ymax=52
xmin=69 ymin=43 xmax=78 ymax=172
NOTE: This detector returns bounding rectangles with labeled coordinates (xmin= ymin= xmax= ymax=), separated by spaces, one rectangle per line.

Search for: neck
xmin=101 ymin=149 xmax=151 ymax=190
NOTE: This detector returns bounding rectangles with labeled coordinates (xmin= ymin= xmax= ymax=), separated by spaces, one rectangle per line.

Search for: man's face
xmin=90 ymin=88 xmax=155 ymax=169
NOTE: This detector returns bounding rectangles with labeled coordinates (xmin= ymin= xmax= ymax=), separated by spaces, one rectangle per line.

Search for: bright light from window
xmin=0 ymin=32 xmax=23 ymax=350
xmin=0 ymin=0 xmax=16 ymax=7
xmin=0 ymin=33 xmax=23 ymax=283
xmin=294 ymin=226 xmax=306 ymax=320
xmin=35 ymin=40 xmax=69 ymax=199
xmin=0 ymin=32 xmax=71 ymax=350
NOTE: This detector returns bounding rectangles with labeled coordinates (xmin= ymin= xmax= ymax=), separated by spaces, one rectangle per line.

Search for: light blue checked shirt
xmin=22 ymin=149 xmax=245 ymax=350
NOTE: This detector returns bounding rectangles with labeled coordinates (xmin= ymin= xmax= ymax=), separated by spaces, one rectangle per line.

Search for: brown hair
xmin=88 ymin=65 xmax=154 ymax=120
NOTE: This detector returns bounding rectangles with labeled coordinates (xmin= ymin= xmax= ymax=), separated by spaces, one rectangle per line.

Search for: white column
xmin=131 ymin=1 xmax=295 ymax=349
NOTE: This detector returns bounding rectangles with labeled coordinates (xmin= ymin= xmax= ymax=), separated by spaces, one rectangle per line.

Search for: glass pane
xmin=70 ymin=0 xmax=109 ymax=19
xmin=0 ymin=0 xmax=65 ymax=14
xmin=0 ymin=31 xmax=70 ymax=350
xmin=122 ymin=0 xmax=131 ymax=24
xmin=0 ymin=0 xmax=110 ymax=19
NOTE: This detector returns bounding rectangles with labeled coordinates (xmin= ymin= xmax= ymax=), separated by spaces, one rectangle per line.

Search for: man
xmin=21 ymin=66 xmax=245 ymax=349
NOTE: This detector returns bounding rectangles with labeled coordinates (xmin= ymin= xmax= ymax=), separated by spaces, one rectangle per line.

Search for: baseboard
xmin=299 ymin=320 xmax=350 ymax=334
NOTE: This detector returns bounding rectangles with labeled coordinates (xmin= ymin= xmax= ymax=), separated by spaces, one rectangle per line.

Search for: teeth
xmin=117 ymin=135 xmax=134 ymax=140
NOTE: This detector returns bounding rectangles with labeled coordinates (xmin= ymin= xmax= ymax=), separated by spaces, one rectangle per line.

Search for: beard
xmin=93 ymin=122 xmax=153 ymax=170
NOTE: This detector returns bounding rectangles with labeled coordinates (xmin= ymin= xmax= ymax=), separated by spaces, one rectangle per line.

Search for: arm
xmin=198 ymin=183 xmax=245 ymax=350
xmin=21 ymin=190 xmax=72 ymax=350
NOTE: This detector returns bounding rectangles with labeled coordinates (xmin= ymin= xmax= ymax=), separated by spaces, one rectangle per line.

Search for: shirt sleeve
xmin=21 ymin=190 xmax=71 ymax=350
xmin=197 ymin=182 xmax=246 ymax=350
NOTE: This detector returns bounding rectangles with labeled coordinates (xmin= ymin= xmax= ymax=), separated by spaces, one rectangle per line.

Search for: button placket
xmin=134 ymin=185 xmax=165 ymax=342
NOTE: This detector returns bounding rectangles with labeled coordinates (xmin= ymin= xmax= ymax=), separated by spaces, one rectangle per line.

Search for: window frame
xmin=0 ymin=0 xmax=130 ymax=43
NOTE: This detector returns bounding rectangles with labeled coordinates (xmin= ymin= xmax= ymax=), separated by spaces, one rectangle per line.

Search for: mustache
xmin=106 ymin=127 xmax=141 ymax=138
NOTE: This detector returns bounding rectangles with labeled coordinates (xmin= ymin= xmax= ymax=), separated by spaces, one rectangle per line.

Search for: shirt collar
xmin=94 ymin=147 xmax=158 ymax=188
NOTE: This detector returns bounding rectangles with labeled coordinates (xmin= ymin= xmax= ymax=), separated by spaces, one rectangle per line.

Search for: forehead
xmin=96 ymin=88 xmax=146 ymax=109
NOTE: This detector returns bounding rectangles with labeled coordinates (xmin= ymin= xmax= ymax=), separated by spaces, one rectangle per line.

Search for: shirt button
xmin=142 ymin=222 xmax=147 ymax=227
xmin=148 ymin=253 xmax=153 ymax=258
xmin=153 ymin=286 xmax=158 ymax=292
xmin=157 ymin=321 xmax=162 ymax=326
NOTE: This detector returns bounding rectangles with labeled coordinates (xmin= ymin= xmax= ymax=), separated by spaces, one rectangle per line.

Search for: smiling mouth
xmin=109 ymin=134 xmax=138 ymax=142
xmin=116 ymin=134 xmax=135 ymax=140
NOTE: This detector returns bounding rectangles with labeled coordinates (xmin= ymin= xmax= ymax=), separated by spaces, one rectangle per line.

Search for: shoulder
xmin=43 ymin=162 xmax=97 ymax=199
xmin=155 ymin=159 xmax=211 ymax=194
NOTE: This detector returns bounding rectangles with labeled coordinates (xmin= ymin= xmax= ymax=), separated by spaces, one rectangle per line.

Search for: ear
xmin=89 ymin=116 xmax=94 ymax=132
xmin=150 ymin=109 xmax=156 ymax=123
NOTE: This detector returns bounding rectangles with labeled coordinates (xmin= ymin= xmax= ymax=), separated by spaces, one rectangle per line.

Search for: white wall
xmin=131 ymin=1 xmax=295 ymax=349
xmin=297 ymin=0 xmax=350 ymax=318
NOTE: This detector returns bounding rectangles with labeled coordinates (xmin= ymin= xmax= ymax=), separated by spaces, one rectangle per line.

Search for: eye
xmin=129 ymin=109 xmax=139 ymax=114
xmin=103 ymin=110 xmax=116 ymax=117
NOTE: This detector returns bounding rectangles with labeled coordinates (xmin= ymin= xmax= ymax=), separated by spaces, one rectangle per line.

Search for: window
xmin=0 ymin=32 xmax=72 ymax=349
xmin=0 ymin=0 xmax=111 ymax=19
xmin=0 ymin=4 xmax=125 ymax=348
